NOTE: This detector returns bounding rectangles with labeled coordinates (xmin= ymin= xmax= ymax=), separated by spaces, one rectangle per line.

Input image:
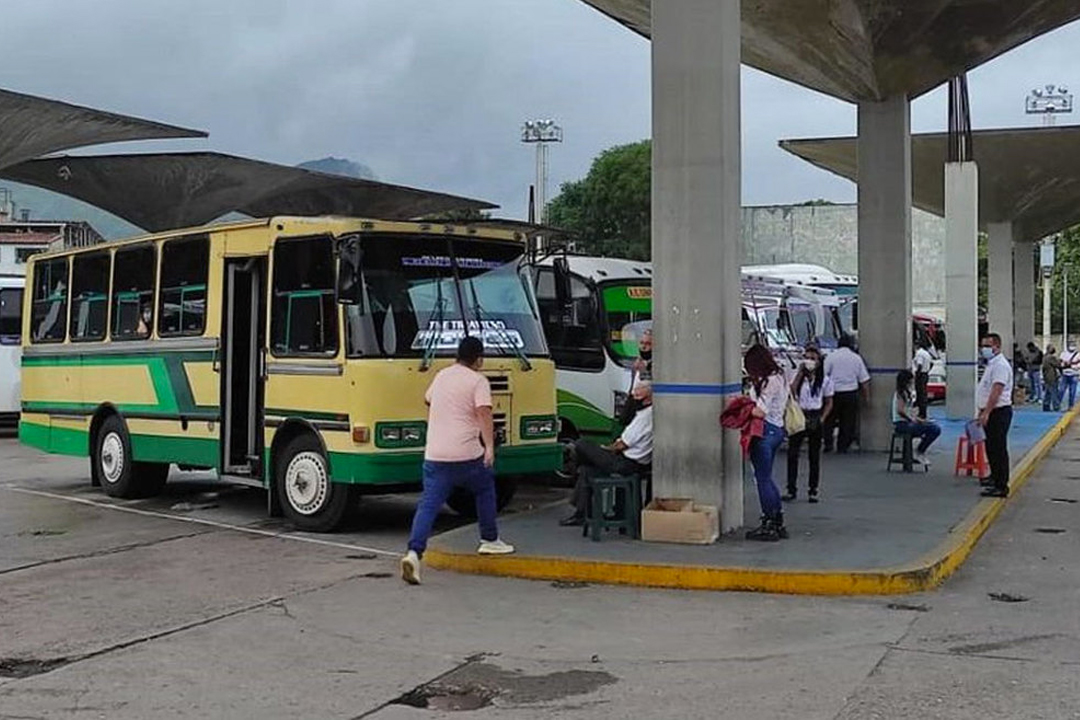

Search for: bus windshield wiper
xmin=420 ymin=277 xmax=447 ymax=372
xmin=467 ymin=279 xmax=531 ymax=371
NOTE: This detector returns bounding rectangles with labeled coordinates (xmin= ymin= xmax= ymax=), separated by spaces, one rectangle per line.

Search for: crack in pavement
xmin=349 ymin=654 xmax=493 ymax=720
xmin=0 ymin=529 xmax=216 ymax=578
xmin=886 ymin=643 xmax=1080 ymax=666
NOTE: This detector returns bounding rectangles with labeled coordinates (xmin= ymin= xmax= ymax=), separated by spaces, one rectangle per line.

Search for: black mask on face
xmin=639 ymin=349 xmax=652 ymax=362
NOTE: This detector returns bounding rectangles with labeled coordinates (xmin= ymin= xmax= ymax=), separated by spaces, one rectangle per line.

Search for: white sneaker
xmin=478 ymin=539 xmax=515 ymax=555
xmin=916 ymin=453 xmax=930 ymax=468
xmin=400 ymin=550 xmax=421 ymax=585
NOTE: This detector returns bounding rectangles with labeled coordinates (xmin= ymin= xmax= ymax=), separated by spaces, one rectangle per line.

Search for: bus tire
xmin=94 ymin=415 xmax=140 ymax=499
xmin=446 ymin=475 xmax=517 ymax=517
xmin=275 ymin=434 xmax=349 ymax=533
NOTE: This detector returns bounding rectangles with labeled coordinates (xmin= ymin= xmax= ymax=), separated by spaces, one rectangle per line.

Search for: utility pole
xmin=521 ymin=120 xmax=563 ymax=225
xmin=1041 ymin=240 xmax=1055 ymax=347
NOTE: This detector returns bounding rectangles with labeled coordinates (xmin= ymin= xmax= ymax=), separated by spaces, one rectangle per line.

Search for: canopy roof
xmin=579 ymin=1 xmax=1080 ymax=102
xmin=780 ymin=125 xmax=1080 ymax=242
xmin=0 ymin=152 xmax=497 ymax=232
xmin=0 ymin=88 xmax=206 ymax=171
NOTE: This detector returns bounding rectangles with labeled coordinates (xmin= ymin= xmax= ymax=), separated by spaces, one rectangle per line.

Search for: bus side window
xmin=535 ymin=269 xmax=603 ymax=371
xmin=31 ymin=257 xmax=68 ymax=343
xmin=111 ymin=245 xmax=156 ymax=340
xmin=69 ymin=252 xmax=110 ymax=342
xmin=0 ymin=286 xmax=23 ymax=345
xmin=271 ymin=236 xmax=338 ymax=357
xmin=159 ymin=236 xmax=209 ymax=337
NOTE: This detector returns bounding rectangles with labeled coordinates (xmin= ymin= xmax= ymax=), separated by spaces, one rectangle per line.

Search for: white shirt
xmin=1061 ymin=350 xmax=1080 ymax=377
xmin=750 ymin=374 xmax=788 ymax=428
xmin=913 ymin=347 xmax=933 ymax=374
xmin=796 ymin=375 xmax=834 ymax=411
xmin=824 ymin=347 xmax=870 ymax=393
xmin=977 ymin=352 xmax=1013 ymax=410
xmin=620 ymin=406 xmax=653 ymax=464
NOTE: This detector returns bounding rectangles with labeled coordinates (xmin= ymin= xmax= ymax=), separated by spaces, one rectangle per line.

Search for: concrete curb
xmin=426 ymin=405 xmax=1079 ymax=595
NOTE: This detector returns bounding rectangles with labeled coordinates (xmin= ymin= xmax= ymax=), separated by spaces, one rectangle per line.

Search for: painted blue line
xmin=868 ymin=367 xmax=907 ymax=375
xmin=946 ymin=361 xmax=980 ymax=367
xmin=653 ymin=382 xmax=744 ymax=396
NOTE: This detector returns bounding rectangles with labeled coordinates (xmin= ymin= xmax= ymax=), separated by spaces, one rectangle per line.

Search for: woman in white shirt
xmin=745 ymin=344 xmax=788 ymax=542
xmin=785 ymin=346 xmax=834 ymax=503
xmin=892 ymin=370 xmax=942 ymax=466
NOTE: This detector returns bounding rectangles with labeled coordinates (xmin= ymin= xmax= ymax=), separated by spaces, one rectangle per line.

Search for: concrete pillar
xmin=987 ymin=221 xmax=1014 ymax=355
xmin=650 ymin=0 xmax=743 ymax=532
xmin=857 ymin=97 xmax=912 ymax=451
xmin=1013 ymin=241 xmax=1036 ymax=347
xmin=944 ymin=163 xmax=980 ymax=419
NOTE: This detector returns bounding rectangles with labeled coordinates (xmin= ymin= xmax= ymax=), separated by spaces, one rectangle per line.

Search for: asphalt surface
xmin=1 ymin=428 xmax=1078 ymax=719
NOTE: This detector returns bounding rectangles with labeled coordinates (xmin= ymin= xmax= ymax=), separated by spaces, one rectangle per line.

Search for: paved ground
xmin=432 ymin=406 xmax=1064 ymax=572
xmin=1 ymin=423 xmax=1079 ymax=719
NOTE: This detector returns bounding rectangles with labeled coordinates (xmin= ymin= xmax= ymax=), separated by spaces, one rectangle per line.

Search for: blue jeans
xmin=1044 ymin=378 xmax=1061 ymax=412
xmin=1064 ymin=375 xmax=1078 ymax=408
xmin=749 ymin=422 xmax=784 ymax=518
xmin=893 ymin=420 xmax=942 ymax=454
xmin=1027 ymin=370 xmax=1042 ymax=402
xmin=407 ymin=458 xmax=498 ymax=557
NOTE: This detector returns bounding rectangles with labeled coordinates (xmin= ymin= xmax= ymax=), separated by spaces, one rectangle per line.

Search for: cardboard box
xmin=641 ymin=498 xmax=720 ymax=545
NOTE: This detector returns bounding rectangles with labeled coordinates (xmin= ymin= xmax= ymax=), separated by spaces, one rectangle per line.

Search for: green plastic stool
xmin=583 ymin=473 xmax=646 ymax=541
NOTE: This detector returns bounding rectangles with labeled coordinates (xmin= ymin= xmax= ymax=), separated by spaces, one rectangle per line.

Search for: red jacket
xmin=720 ymin=395 xmax=764 ymax=456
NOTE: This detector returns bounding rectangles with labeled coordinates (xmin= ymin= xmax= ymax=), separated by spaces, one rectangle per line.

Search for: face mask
xmin=639 ymin=349 xmax=652 ymax=361
xmin=803 ymin=360 xmax=817 ymax=372
xmin=980 ymin=347 xmax=995 ymax=360
xmin=1069 ymin=345 xmax=1077 ymax=353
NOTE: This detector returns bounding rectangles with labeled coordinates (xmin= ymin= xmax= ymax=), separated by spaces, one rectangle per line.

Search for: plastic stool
xmin=954 ymin=435 xmax=988 ymax=479
xmin=583 ymin=473 xmax=649 ymax=541
xmin=887 ymin=431 xmax=926 ymax=473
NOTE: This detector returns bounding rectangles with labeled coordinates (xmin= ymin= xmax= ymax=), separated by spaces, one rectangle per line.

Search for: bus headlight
xmin=375 ymin=422 xmax=426 ymax=448
xmin=521 ymin=416 xmax=558 ymax=439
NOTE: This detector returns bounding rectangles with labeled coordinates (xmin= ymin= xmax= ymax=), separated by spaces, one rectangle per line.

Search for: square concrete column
xmin=987 ymin=221 xmax=1014 ymax=356
xmin=857 ymin=97 xmax=912 ymax=451
xmin=651 ymin=0 xmax=743 ymax=532
xmin=1013 ymin=241 xmax=1036 ymax=347
xmin=945 ymin=163 xmax=980 ymax=419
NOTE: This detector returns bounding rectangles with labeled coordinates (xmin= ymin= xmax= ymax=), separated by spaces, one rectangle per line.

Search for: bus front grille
xmin=486 ymin=375 xmax=511 ymax=393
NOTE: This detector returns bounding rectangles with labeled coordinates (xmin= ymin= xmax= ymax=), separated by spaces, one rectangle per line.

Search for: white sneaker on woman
xmin=478 ymin=539 xmax=515 ymax=555
xmin=400 ymin=550 xmax=421 ymax=585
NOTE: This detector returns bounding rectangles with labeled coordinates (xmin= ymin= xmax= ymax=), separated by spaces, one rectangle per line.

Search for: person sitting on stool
xmin=560 ymin=382 xmax=653 ymax=527
xmin=892 ymin=370 xmax=942 ymax=467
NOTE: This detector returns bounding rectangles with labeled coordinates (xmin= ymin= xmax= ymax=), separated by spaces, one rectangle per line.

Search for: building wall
xmin=742 ymin=203 xmax=946 ymax=316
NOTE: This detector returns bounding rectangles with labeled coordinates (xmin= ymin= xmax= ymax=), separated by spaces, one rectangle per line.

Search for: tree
xmin=546 ymin=140 xmax=651 ymax=259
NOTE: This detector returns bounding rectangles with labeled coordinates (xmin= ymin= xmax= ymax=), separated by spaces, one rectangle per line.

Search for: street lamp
xmin=1026 ymin=85 xmax=1073 ymax=126
xmin=521 ymin=120 xmax=563 ymax=225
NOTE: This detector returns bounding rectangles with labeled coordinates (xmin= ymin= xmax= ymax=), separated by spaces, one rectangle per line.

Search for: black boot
xmin=774 ymin=512 xmax=789 ymax=539
xmin=745 ymin=515 xmax=780 ymax=542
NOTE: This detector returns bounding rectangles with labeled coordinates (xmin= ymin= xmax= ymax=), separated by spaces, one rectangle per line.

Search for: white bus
xmin=0 ymin=275 xmax=24 ymax=428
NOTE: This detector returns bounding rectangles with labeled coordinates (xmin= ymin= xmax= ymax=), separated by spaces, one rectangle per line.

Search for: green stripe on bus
xmin=131 ymin=434 xmax=218 ymax=468
xmin=18 ymin=421 xmax=88 ymax=457
xmin=556 ymin=388 xmax=617 ymax=437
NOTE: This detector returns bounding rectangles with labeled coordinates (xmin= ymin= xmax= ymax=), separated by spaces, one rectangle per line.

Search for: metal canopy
xmin=0 ymin=152 xmax=497 ymax=232
xmin=0 ymin=88 xmax=206 ymax=171
xmin=780 ymin=125 xmax=1080 ymax=242
xmin=579 ymin=1 xmax=1080 ymax=102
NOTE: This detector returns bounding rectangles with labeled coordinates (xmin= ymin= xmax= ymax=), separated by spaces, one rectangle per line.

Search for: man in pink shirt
xmin=401 ymin=336 xmax=514 ymax=585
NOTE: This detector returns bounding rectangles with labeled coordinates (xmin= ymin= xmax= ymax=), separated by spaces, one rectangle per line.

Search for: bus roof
xmin=23 ymin=215 xmax=528 ymax=263
xmin=742 ymin=263 xmax=857 ymax=287
xmin=536 ymin=255 xmax=652 ymax=284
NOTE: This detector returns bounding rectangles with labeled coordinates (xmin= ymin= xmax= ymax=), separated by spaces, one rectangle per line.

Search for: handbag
xmin=784 ymin=388 xmax=806 ymax=436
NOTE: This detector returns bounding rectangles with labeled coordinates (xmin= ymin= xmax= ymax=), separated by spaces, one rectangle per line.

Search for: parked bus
xmin=0 ymin=275 xmax=23 ymax=428
xmin=20 ymin=216 xmax=559 ymax=531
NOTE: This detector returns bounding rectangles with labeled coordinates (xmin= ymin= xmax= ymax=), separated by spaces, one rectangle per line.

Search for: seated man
xmin=560 ymin=382 xmax=653 ymax=526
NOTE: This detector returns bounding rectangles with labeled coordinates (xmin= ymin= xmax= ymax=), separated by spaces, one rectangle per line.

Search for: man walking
xmin=401 ymin=337 xmax=513 ymax=585
xmin=912 ymin=339 xmax=934 ymax=420
xmin=977 ymin=333 xmax=1013 ymax=498
xmin=823 ymin=335 xmax=870 ymax=453
xmin=1060 ymin=340 xmax=1080 ymax=408
xmin=1026 ymin=342 xmax=1044 ymax=404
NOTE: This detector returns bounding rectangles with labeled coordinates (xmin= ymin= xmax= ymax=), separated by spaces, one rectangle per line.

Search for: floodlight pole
xmin=521 ymin=120 xmax=563 ymax=226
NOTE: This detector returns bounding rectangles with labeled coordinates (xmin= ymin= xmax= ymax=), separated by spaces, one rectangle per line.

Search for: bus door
xmin=221 ymin=257 xmax=267 ymax=476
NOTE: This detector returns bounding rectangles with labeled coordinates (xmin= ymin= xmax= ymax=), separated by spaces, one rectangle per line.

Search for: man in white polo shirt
xmin=823 ymin=335 xmax=871 ymax=453
xmin=977 ymin=332 xmax=1013 ymax=498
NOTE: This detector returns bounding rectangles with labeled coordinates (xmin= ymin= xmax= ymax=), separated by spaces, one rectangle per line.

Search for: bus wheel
xmin=94 ymin=415 xmax=139 ymax=499
xmin=275 ymin=435 xmax=349 ymax=533
xmin=446 ymin=475 xmax=517 ymax=517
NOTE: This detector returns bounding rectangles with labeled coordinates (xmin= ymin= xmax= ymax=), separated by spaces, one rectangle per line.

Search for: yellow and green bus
xmin=20 ymin=216 xmax=559 ymax=531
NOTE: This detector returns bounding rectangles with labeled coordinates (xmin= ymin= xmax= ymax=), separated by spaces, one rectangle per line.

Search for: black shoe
xmin=978 ymin=478 xmax=993 ymax=487
xmin=981 ymin=487 xmax=1008 ymax=498
xmin=559 ymin=513 xmax=585 ymax=527
xmin=746 ymin=516 xmax=782 ymax=542
xmin=808 ymin=491 xmax=819 ymax=504
xmin=782 ymin=490 xmax=797 ymax=502
xmin=774 ymin=512 xmax=789 ymax=539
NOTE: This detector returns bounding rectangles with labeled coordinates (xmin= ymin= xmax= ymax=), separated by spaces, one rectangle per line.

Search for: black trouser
xmin=826 ymin=390 xmax=859 ymax=452
xmin=787 ymin=410 xmax=822 ymax=495
xmin=570 ymin=440 xmax=646 ymax=513
xmin=915 ymin=371 xmax=929 ymax=419
xmin=985 ymin=406 xmax=1013 ymax=492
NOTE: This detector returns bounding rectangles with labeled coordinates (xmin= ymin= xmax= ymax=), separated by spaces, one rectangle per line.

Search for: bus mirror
xmin=553 ymin=256 xmax=572 ymax=310
xmin=336 ymin=235 xmax=362 ymax=306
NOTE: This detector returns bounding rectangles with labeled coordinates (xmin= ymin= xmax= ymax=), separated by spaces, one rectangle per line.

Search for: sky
xmin=2 ymin=0 xmax=1080 ymax=221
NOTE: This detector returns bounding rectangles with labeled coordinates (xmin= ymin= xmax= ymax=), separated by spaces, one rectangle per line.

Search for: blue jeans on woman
xmin=1027 ymin=369 xmax=1043 ymax=403
xmin=749 ymin=422 xmax=784 ymax=518
xmin=1064 ymin=375 xmax=1078 ymax=408
xmin=407 ymin=458 xmax=498 ymax=557
xmin=893 ymin=420 xmax=942 ymax=454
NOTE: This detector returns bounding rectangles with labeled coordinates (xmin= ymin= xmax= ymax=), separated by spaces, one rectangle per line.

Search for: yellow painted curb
xmin=427 ymin=405 xmax=1080 ymax=595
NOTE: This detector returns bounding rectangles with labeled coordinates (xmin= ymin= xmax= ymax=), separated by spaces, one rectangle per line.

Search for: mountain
xmin=297 ymin=157 xmax=376 ymax=180
xmin=0 ymin=156 xmax=377 ymax=240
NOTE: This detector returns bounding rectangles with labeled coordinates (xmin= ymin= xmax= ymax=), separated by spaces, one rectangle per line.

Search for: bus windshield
xmin=601 ymin=283 xmax=652 ymax=363
xmin=346 ymin=234 xmax=547 ymax=358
